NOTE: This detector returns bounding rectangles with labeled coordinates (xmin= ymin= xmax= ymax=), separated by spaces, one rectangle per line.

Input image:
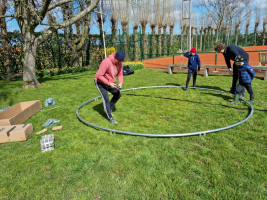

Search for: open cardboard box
xmin=0 ymin=100 xmax=42 ymax=126
xmin=0 ymin=124 xmax=33 ymax=143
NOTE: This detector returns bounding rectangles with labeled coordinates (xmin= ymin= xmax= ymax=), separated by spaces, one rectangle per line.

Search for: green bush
xmin=43 ymin=69 xmax=50 ymax=76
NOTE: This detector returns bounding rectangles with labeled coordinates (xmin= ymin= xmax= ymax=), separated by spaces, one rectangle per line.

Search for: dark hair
xmin=214 ymin=43 xmax=225 ymax=52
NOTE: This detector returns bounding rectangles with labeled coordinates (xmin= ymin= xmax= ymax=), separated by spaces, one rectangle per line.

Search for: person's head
xmin=215 ymin=43 xmax=225 ymax=53
xmin=114 ymin=51 xmax=125 ymax=64
xmin=190 ymin=47 xmax=196 ymax=55
xmin=234 ymin=55 xmax=244 ymax=66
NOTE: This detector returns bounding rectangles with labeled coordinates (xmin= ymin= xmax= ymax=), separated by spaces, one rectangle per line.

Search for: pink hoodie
xmin=94 ymin=53 xmax=123 ymax=85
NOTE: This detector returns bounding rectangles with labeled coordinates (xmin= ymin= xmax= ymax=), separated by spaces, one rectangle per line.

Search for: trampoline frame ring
xmin=76 ymin=86 xmax=254 ymax=138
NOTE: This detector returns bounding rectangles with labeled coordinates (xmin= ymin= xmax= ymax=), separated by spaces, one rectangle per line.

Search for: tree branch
xmin=38 ymin=0 xmax=52 ymax=21
xmin=36 ymin=0 xmax=99 ymax=45
xmin=47 ymin=0 xmax=73 ymax=12
xmin=57 ymin=0 xmax=100 ymax=29
xmin=0 ymin=14 xmax=14 ymax=18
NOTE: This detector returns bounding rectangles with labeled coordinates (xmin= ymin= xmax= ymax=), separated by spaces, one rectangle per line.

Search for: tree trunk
xmin=0 ymin=1 xmax=10 ymax=76
xmin=191 ymin=27 xmax=194 ymax=49
xmin=141 ymin=21 xmax=147 ymax=59
xmin=72 ymin=48 xmax=79 ymax=67
xmin=263 ymin=24 xmax=266 ymax=45
xmin=235 ymin=27 xmax=238 ymax=46
xmin=23 ymin=32 xmax=40 ymax=88
xmin=169 ymin=26 xmax=174 ymax=54
xmin=133 ymin=26 xmax=139 ymax=61
xmin=151 ymin=25 xmax=156 ymax=58
xmin=195 ymin=29 xmax=198 ymax=50
xmin=254 ymin=24 xmax=258 ymax=46
xmin=158 ymin=26 xmax=162 ymax=57
xmin=163 ymin=26 xmax=167 ymax=55
xmin=111 ymin=19 xmax=117 ymax=48
xmin=122 ymin=23 xmax=128 ymax=61
xmin=200 ymin=30 xmax=203 ymax=51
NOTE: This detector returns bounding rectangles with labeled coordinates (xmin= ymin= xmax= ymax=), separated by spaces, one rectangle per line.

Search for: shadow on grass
xmin=38 ymin=71 xmax=96 ymax=84
xmin=165 ymin=83 xmax=182 ymax=86
xmin=92 ymin=103 xmax=117 ymax=119
xmin=126 ymin=93 xmax=249 ymax=111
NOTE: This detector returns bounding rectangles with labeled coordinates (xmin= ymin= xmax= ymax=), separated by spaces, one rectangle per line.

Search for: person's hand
xmin=229 ymin=68 xmax=233 ymax=75
xmin=118 ymin=83 xmax=122 ymax=88
xmin=109 ymin=83 xmax=116 ymax=88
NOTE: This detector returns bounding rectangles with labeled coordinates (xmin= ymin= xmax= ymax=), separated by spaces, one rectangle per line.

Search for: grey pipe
xmin=76 ymin=86 xmax=253 ymax=137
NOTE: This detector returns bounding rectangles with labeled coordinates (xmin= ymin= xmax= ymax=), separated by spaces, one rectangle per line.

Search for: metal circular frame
xmin=76 ymin=86 xmax=254 ymax=137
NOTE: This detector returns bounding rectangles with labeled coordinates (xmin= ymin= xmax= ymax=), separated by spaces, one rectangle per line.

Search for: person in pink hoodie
xmin=94 ymin=51 xmax=125 ymax=124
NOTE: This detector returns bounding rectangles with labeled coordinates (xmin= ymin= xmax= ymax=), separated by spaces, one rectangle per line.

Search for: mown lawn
xmin=0 ymin=69 xmax=266 ymax=199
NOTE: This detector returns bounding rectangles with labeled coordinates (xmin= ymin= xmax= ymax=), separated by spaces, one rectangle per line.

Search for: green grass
xmin=0 ymin=69 xmax=266 ymax=199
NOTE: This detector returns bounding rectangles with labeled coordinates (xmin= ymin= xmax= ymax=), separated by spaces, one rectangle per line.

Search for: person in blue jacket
xmin=215 ymin=43 xmax=248 ymax=97
xmin=228 ymin=55 xmax=255 ymax=105
xmin=183 ymin=47 xmax=201 ymax=91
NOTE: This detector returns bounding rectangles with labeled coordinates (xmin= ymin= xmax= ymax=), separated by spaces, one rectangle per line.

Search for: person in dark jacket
xmin=183 ymin=47 xmax=201 ymax=91
xmin=215 ymin=43 xmax=249 ymax=96
xmin=228 ymin=55 xmax=255 ymax=105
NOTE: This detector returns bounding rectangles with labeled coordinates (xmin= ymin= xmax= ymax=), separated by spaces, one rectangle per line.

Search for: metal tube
xmin=76 ymin=86 xmax=254 ymax=138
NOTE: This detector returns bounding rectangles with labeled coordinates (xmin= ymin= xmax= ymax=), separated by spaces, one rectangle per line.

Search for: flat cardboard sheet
xmin=0 ymin=100 xmax=42 ymax=126
xmin=0 ymin=124 xmax=33 ymax=143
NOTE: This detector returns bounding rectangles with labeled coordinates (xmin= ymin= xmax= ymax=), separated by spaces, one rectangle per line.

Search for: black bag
xmin=123 ymin=65 xmax=134 ymax=76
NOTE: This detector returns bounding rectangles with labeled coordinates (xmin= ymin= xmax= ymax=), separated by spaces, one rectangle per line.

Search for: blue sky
xmin=5 ymin=0 xmax=266 ymax=35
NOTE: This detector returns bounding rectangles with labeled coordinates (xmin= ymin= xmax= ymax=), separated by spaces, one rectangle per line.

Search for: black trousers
xmin=94 ymin=80 xmax=121 ymax=120
xmin=231 ymin=59 xmax=249 ymax=94
xmin=236 ymin=83 xmax=253 ymax=95
xmin=186 ymin=68 xmax=197 ymax=85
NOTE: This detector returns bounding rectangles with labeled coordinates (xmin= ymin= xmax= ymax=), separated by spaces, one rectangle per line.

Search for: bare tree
xmin=245 ymin=9 xmax=251 ymax=46
xmin=197 ymin=0 xmax=250 ymax=43
xmin=0 ymin=0 xmax=99 ymax=88
xmin=199 ymin=16 xmax=204 ymax=51
xmin=130 ymin=0 xmax=140 ymax=61
xmin=62 ymin=0 xmax=92 ymax=67
xmin=139 ymin=0 xmax=150 ymax=59
xmin=149 ymin=0 xmax=157 ymax=58
xmin=117 ymin=0 xmax=130 ymax=60
xmin=166 ymin=0 xmax=177 ymax=54
xmin=156 ymin=0 xmax=164 ymax=56
xmin=254 ymin=6 xmax=261 ymax=46
xmin=107 ymin=0 xmax=119 ymax=47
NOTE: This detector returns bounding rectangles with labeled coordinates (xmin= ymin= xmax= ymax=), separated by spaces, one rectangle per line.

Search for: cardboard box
xmin=0 ymin=124 xmax=34 ymax=143
xmin=0 ymin=100 xmax=42 ymax=126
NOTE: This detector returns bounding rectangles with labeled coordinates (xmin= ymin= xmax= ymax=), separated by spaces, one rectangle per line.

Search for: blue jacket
xmin=237 ymin=64 xmax=255 ymax=84
xmin=183 ymin=52 xmax=201 ymax=70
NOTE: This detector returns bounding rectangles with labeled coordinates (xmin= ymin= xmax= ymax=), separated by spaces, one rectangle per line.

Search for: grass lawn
xmin=0 ymin=69 xmax=266 ymax=199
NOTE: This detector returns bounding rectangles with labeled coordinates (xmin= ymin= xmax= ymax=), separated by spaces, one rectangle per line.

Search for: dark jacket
xmin=183 ymin=52 xmax=201 ymax=70
xmin=237 ymin=64 xmax=255 ymax=84
xmin=223 ymin=45 xmax=249 ymax=69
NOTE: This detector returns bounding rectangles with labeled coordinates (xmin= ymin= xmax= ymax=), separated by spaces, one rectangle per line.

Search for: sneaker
xmin=110 ymin=118 xmax=118 ymax=124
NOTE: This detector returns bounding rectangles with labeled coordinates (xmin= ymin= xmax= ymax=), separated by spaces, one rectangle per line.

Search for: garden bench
xmin=166 ymin=64 xmax=189 ymax=74
xmin=203 ymin=65 xmax=228 ymax=77
xmin=259 ymin=52 xmax=267 ymax=66
xmin=203 ymin=65 xmax=267 ymax=81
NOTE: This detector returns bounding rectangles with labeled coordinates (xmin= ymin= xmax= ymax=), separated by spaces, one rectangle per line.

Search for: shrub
xmin=43 ymin=69 xmax=50 ymax=76
xmin=50 ymin=69 xmax=55 ymax=76
xmin=76 ymin=66 xmax=82 ymax=72
xmin=123 ymin=61 xmax=144 ymax=71
xmin=36 ymin=70 xmax=44 ymax=78
xmin=99 ymin=46 xmax=116 ymax=58
xmin=55 ymin=69 xmax=60 ymax=75
xmin=67 ymin=67 xmax=74 ymax=73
